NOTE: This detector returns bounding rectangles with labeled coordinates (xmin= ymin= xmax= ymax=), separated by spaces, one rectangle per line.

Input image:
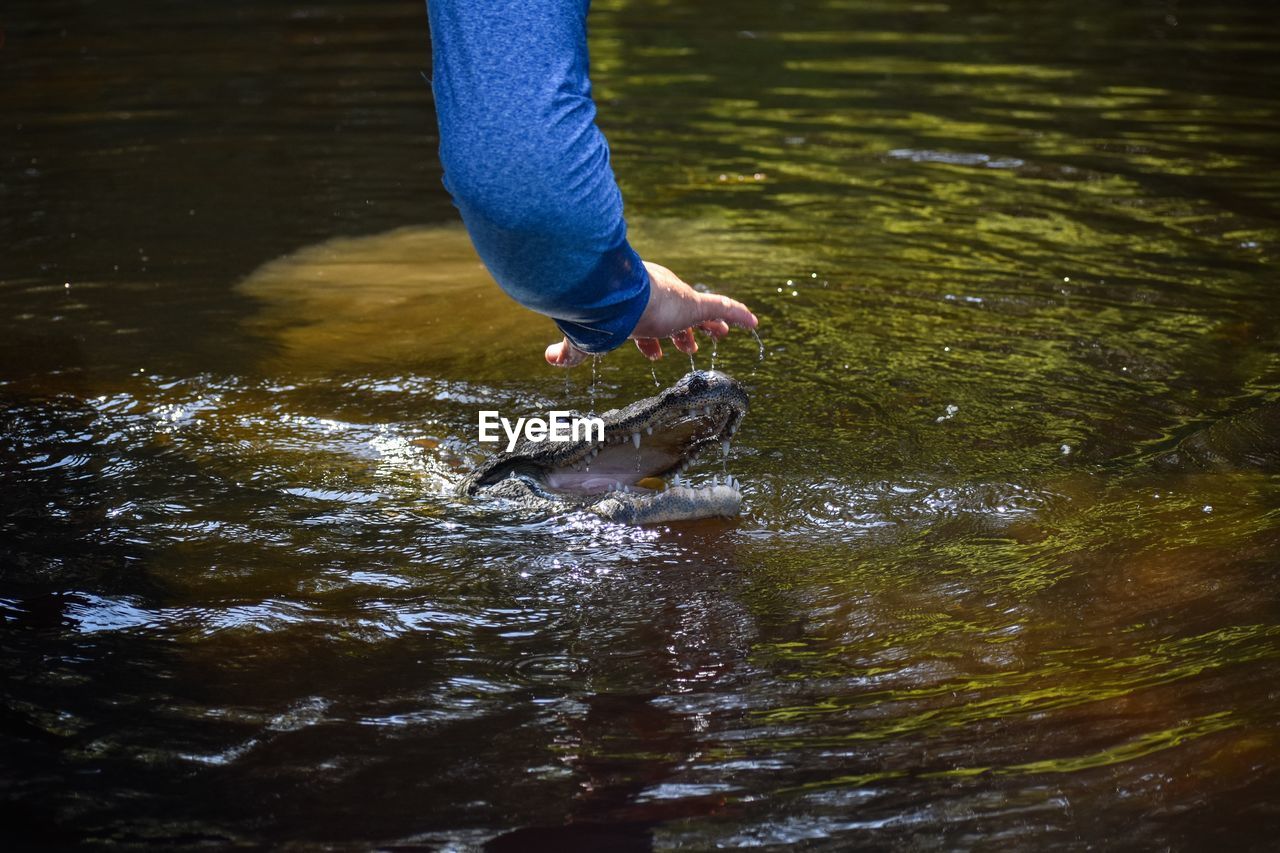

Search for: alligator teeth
xmin=631 ymin=431 xmax=641 ymax=449
xmin=721 ymin=438 xmax=730 ymax=456
xmin=645 ymin=425 xmax=653 ymax=435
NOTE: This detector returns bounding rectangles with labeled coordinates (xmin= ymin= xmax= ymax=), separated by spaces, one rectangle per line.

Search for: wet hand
xmin=545 ymin=261 xmax=758 ymax=367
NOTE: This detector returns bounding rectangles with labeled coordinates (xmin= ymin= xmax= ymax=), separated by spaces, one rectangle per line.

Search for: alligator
xmin=458 ymin=370 xmax=748 ymax=524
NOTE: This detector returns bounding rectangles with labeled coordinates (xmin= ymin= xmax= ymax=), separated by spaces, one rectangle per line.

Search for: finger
xmin=545 ymin=337 xmax=589 ymax=368
xmin=696 ymin=293 xmax=758 ymax=330
xmin=696 ymin=319 xmax=730 ymax=340
xmin=634 ymin=337 xmax=664 ymax=360
xmin=671 ymin=327 xmax=698 ymax=355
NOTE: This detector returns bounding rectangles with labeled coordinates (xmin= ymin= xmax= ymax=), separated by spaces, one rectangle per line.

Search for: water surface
xmin=3 ymin=0 xmax=1279 ymax=848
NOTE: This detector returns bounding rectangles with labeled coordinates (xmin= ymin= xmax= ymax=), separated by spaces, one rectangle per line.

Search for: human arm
xmin=426 ymin=0 xmax=756 ymax=364
xmin=545 ymin=261 xmax=757 ymax=366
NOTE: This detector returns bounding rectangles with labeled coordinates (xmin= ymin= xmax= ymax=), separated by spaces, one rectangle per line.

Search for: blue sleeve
xmin=425 ymin=0 xmax=650 ymax=354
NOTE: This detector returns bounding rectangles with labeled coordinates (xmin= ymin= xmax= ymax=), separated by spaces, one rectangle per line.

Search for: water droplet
xmin=589 ymin=355 xmax=599 ymax=415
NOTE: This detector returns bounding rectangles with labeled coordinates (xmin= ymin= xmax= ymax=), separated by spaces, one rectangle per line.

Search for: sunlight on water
xmin=2 ymin=0 xmax=1279 ymax=848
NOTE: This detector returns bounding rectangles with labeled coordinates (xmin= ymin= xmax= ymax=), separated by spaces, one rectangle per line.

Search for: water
xmin=3 ymin=0 xmax=1279 ymax=848
xmin=751 ymin=327 xmax=767 ymax=364
xmin=590 ymin=355 xmax=600 ymax=415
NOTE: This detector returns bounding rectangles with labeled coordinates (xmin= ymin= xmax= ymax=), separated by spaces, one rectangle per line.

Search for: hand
xmin=545 ymin=261 xmax=758 ymax=367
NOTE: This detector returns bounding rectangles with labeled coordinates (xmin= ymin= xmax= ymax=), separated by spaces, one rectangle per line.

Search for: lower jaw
xmin=560 ymin=472 xmax=743 ymax=499
xmin=591 ymin=477 xmax=744 ymax=524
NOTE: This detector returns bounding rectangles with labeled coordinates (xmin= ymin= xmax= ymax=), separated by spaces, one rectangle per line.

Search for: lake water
xmin=2 ymin=0 xmax=1278 ymax=848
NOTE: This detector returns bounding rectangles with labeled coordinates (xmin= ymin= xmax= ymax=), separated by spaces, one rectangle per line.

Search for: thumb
xmin=545 ymin=337 xmax=590 ymax=367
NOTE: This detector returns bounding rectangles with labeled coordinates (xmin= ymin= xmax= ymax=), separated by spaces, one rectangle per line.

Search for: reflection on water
xmin=235 ymin=219 xmax=755 ymax=374
xmin=3 ymin=0 xmax=1280 ymax=848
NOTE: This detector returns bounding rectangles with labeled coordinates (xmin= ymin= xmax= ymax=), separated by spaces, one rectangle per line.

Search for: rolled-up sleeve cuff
xmin=552 ymin=240 xmax=651 ymax=354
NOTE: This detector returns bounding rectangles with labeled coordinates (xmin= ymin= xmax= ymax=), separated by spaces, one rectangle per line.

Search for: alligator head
xmin=458 ymin=370 xmax=748 ymax=524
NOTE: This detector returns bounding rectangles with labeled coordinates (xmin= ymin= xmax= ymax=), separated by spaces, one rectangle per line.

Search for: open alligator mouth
xmin=459 ymin=370 xmax=749 ymax=524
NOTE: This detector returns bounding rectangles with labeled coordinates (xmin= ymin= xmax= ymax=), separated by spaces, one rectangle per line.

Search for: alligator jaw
xmin=593 ymin=478 xmax=745 ymax=525
xmin=460 ymin=371 xmax=749 ymax=521
xmin=541 ymin=399 xmax=738 ymax=493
